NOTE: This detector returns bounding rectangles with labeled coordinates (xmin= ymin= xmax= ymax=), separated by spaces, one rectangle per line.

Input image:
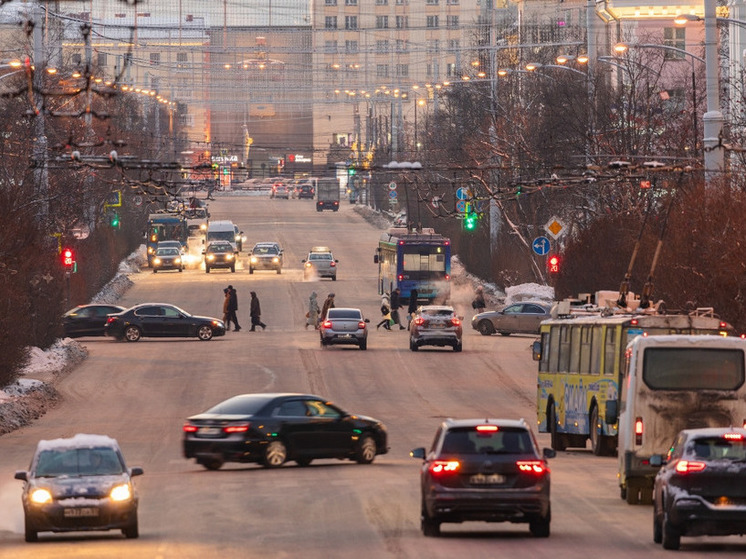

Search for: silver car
xmin=409 ymin=305 xmax=463 ymax=352
xmin=249 ymin=242 xmax=283 ymax=274
xmin=320 ymin=308 xmax=369 ymax=350
xmin=302 ymin=250 xmax=338 ymax=281
xmin=471 ymin=301 xmax=553 ymax=336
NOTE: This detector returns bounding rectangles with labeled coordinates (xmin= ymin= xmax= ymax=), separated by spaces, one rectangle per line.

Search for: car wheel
xmin=529 ymin=509 xmax=551 ymax=538
xmin=179 ymin=267 xmax=183 ymax=272
xmin=231 ymin=265 xmax=235 ymax=273
xmin=356 ymin=434 xmax=376 ymax=464
xmin=332 ymin=275 xmax=336 ymax=281
xmin=124 ymin=326 xmax=142 ymax=342
xmin=296 ymin=457 xmax=313 ymax=467
xmin=548 ymin=403 xmax=566 ymax=451
xmin=263 ymin=440 xmax=287 ymax=468
xmin=199 ymin=457 xmax=224 ymax=470
xmin=249 ymin=267 xmax=254 ymax=274
xmin=277 ymin=268 xmax=281 ymax=275
xmin=122 ymin=515 xmax=139 ymax=539
xmin=477 ymin=320 xmax=495 ymax=336
xmin=410 ymin=338 xmax=418 ymax=351
xmin=197 ymin=325 xmax=214 ymax=341
xmin=153 ymin=269 xmax=157 ymax=274
xmin=421 ymin=504 xmax=440 ymax=537
xmin=653 ymin=504 xmax=663 ymax=544
xmin=24 ymin=517 xmax=37 ymax=543
xmin=661 ymin=511 xmax=680 ymax=550
xmin=590 ymin=405 xmax=604 ymax=456
xmin=359 ymin=339 xmax=367 ymax=351
xmin=453 ymin=343 xmax=462 ymax=352
xmin=205 ymin=267 xmax=210 ymax=273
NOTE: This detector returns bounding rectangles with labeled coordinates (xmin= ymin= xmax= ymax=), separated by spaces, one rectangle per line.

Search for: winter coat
xmin=250 ymin=294 xmax=261 ymax=318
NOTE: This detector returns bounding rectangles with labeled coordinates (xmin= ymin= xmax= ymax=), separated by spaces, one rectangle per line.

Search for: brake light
xmin=445 ymin=273 xmax=450 ymax=280
xmin=330 ymin=262 xmax=336 ymax=267
xmin=724 ymin=433 xmax=744 ymax=440
xmin=429 ymin=460 xmax=460 ymax=475
xmin=476 ymin=425 xmax=498 ymax=432
xmin=630 ymin=319 xmax=638 ymax=326
xmin=182 ymin=423 xmax=198 ymax=433
xmin=321 ymin=320 xmax=332 ymax=329
xmin=358 ymin=321 xmax=366 ymax=329
xmin=397 ymin=274 xmax=403 ymax=281
xmin=517 ymin=460 xmax=548 ymax=474
xmin=414 ymin=317 xmax=425 ymax=326
xmin=106 ymin=317 xmax=117 ymax=324
xmin=451 ymin=317 xmax=461 ymax=327
xmin=223 ymin=423 xmax=250 ymax=434
xmin=720 ymin=321 xmax=728 ymax=329
xmin=675 ymin=460 xmax=706 ymax=473
xmin=635 ymin=417 xmax=643 ymax=445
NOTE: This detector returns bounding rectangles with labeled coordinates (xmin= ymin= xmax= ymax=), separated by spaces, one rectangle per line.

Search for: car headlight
xmin=250 ymin=257 xmax=258 ymax=264
xmin=226 ymin=254 xmax=234 ymax=260
xmin=110 ymin=483 xmax=132 ymax=502
xmin=153 ymin=258 xmax=161 ymax=265
xmin=272 ymin=257 xmax=279 ymax=263
xmin=207 ymin=254 xmax=215 ymax=261
xmin=200 ymin=224 xmax=207 ymax=231
xmin=175 ymin=258 xmax=181 ymax=264
xmin=148 ymin=247 xmax=155 ymax=254
xmin=30 ymin=488 xmax=53 ymax=504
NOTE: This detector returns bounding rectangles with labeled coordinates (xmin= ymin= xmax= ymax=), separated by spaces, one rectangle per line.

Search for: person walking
xmin=225 ymin=285 xmax=241 ymax=331
xmin=321 ymin=293 xmax=335 ymax=321
xmin=376 ymin=294 xmax=392 ymax=330
xmin=390 ymin=287 xmax=405 ymax=330
xmin=249 ymin=291 xmax=267 ymax=331
xmin=472 ymin=286 xmax=486 ymax=312
xmin=406 ymin=289 xmax=419 ymax=327
xmin=306 ymin=292 xmax=320 ymax=330
xmin=222 ymin=288 xmax=231 ymax=329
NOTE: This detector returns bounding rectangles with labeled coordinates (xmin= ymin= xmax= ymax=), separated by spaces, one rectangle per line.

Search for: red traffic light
xmin=62 ymin=247 xmax=75 ymax=268
xmin=548 ymin=254 xmax=560 ymax=274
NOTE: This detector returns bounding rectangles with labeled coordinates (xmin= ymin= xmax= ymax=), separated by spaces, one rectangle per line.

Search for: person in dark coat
xmin=472 ymin=286 xmax=486 ymax=312
xmin=249 ymin=291 xmax=266 ymax=331
xmin=407 ymin=289 xmax=419 ymax=327
xmin=321 ymin=293 xmax=336 ymax=321
xmin=390 ymin=287 xmax=405 ymax=330
xmin=225 ymin=285 xmax=241 ymax=331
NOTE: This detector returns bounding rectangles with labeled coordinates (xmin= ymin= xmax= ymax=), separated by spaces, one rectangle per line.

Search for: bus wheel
xmin=590 ymin=406 xmax=606 ymax=456
xmin=548 ymin=404 xmax=566 ymax=451
xmin=626 ymin=478 xmax=640 ymax=505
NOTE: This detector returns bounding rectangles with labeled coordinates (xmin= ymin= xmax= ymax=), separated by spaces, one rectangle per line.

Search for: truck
xmin=316 ymin=178 xmax=340 ymax=212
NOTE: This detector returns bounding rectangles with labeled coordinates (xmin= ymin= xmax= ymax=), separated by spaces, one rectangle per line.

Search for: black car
xmin=183 ymin=392 xmax=388 ymax=470
xmin=14 ymin=433 xmax=143 ymax=542
xmin=104 ymin=303 xmax=226 ymax=342
xmin=63 ymin=304 xmax=126 ymax=338
xmin=652 ymin=427 xmax=746 ymax=550
xmin=411 ymin=418 xmax=554 ymax=537
xmin=203 ymin=241 xmax=237 ymax=273
xmin=297 ymin=183 xmax=315 ymax=199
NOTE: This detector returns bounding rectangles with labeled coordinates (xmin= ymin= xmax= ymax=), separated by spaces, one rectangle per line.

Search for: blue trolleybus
xmin=374 ymin=227 xmax=451 ymax=304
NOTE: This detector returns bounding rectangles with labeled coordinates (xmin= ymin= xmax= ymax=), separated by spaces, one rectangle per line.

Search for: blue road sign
xmin=456 ymin=187 xmax=469 ymax=200
xmin=456 ymin=200 xmax=467 ymax=213
xmin=532 ymin=236 xmax=551 ymax=256
xmin=389 ymin=190 xmax=398 ymax=200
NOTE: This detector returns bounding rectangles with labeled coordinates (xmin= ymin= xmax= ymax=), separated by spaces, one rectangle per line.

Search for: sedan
xmin=652 ymin=427 xmax=746 ymax=550
xmin=182 ymin=392 xmax=388 ymax=470
xmin=63 ymin=304 xmax=126 ymax=338
xmin=302 ymin=251 xmax=338 ymax=280
xmin=14 ymin=433 xmax=143 ymax=542
xmin=152 ymin=247 xmax=183 ymax=273
xmin=320 ymin=308 xmax=369 ymax=350
xmin=104 ymin=303 xmax=226 ymax=342
xmin=409 ymin=305 xmax=462 ymax=352
xmin=471 ymin=301 xmax=553 ymax=336
xmin=411 ymin=418 xmax=554 ymax=537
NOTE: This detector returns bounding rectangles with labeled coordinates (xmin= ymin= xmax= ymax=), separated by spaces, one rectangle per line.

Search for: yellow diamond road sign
xmin=545 ymin=217 xmax=565 ymax=240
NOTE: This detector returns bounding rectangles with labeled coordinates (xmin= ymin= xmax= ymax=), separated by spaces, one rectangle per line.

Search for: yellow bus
xmin=533 ymin=309 xmax=732 ymax=457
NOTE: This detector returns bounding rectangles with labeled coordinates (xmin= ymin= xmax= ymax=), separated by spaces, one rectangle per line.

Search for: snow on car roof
xmin=37 ymin=433 xmax=119 ymax=451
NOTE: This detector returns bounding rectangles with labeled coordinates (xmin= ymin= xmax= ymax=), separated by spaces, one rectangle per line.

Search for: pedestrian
xmin=472 ymin=286 xmax=486 ymax=312
xmin=390 ymin=287 xmax=405 ymax=330
xmin=376 ymin=294 xmax=392 ymax=330
xmin=407 ymin=289 xmax=419 ymax=327
xmin=306 ymin=291 xmax=320 ymax=330
xmin=222 ymin=288 xmax=230 ymax=328
xmin=249 ymin=291 xmax=267 ymax=331
xmin=225 ymin=285 xmax=241 ymax=331
xmin=321 ymin=293 xmax=336 ymax=321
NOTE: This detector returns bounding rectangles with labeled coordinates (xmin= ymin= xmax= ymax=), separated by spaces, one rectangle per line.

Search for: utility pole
xmin=33 ymin=3 xmax=49 ymax=223
xmin=703 ymin=0 xmax=725 ymax=181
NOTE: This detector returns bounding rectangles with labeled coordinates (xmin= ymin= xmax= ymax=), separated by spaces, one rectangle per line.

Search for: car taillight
xmin=517 ymin=460 xmax=548 ymax=474
xmin=725 ymin=432 xmax=744 ymax=440
xmin=451 ymin=317 xmax=461 ymax=327
xmin=182 ymin=423 xmax=198 ymax=433
xmin=445 ymin=273 xmax=450 ymax=280
xmin=635 ymin=417 xmax=643 ymax=445
xmin=675 ymin=460 xmax=706 ymax=473
xmin=106 ymin=317 xmax=117 ymax=324
xmin=358 ymin=321 xmax=366 ymax=329
xmin=321 ymin=320 xmax=332 ymax=329
xmin=414 ymin=317 xmax=425 ymax=326
xmin=223 ymin=423 xmax=250 ymax=434
xmin=476 ymin=425 xmax=498 ymax=433
xmin=330 ymin=262 xmax=336 ymax=267
xmin=429 ymin=460 xmax=460 ymax=475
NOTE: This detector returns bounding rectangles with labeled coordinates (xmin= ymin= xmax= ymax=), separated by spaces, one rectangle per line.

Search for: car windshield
xmin=690 ymin=436 xmax=746 ymax=460
xmin=35 ymin=447 xmax=124 ymax=477
xmin=327 ymin=310 xmax=361 ymax=320
xmin=423 ymin=309 xmax=454 ymax=318
xmin=206 ymin=395 xmax=270 ymax=415
xmin=309 ymin=253 xmax=332 ymax=261
xmin=441 ymin=427 xmax=533 ymax=455
xmin=209 ymin=244 xmax=232 ymax=253
xmin=254 ymin=246 xmax=278 ymax=255
xmin=156 ymin=248 xmax=179 ymax=256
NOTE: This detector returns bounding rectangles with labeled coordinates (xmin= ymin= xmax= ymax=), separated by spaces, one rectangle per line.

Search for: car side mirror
xmin=649 ymin=455 xmax=665 ymax=467
xmin=543 ymin=448 xmax=556 ymax=459
xmin=364 ymin=318 xmax=370 ymax=323
xmin=373 ymin=255 xmax=379 ymax=264
xmin=201 ymin=250 xmax=206 ymax=255
xmin=531 ymin=340 xmax=542 ymax=361
xmin=14 ymin=470 xmax=28 ymax=481
xmin=410 ymin=447 xmax=426 ymax=459
xmin=335 ymin=259 xmax=339 ymax=263
xmin=302 ymin=259 xmax=306 ymax=263
xmin=605 ymin=400 xmax=618 ymax=425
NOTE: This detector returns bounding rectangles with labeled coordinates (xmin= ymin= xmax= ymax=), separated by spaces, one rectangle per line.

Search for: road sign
xmin=545 ymin=217 xmax=565 ymax=240
xmin=456 ymin=200 xmax=467 ymax=213
xmin=532 ymin=236 xmax=551 ymax=256
xmin=388 ymin=182 xmax=397 ymax=190
xmin=133 ymin=195 xmax=143 ymax=206
xmin=456 ymin=187 xmax=469 ymax=200
xmin=389 ymin=190 xmax=398 ymax=200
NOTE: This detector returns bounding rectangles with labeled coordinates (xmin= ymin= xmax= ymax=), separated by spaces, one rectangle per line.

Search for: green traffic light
xmin=348 ymin=167 xmax=356 ymax=176
xmin=110 ymin=213 xmax=120 ymax=228
xmin=464 ymin=214 xmax=477 ymax=231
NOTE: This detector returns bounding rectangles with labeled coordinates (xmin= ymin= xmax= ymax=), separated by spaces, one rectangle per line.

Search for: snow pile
xmin=505 ymin=283 xmax=555 ymax=304
xmin=22 ymin=338 xmax=88 ymax=377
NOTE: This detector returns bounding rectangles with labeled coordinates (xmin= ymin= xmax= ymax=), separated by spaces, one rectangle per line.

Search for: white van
xmin=206 ymin=220 xmax=243 ymax=251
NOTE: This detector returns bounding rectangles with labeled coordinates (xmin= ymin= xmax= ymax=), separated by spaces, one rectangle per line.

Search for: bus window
xmin=642 ymin=348 xmax=745 ymax=390
xmin=548 ymin=327 xmax=560 ymax=373
xmin=604 ymin=327 xmax=617 ymax=376
xmin=570 ymin=327 xmax=581 ymax=373
xmin=579 ymin=326 xmax=592 ymax=374
xmin=559 ymin=326 xmax=570 ymax=372
xmin=590 ymin=326 xmax=602 ymax=375
xmin=539 ymin=332 xmax=550 ymax=372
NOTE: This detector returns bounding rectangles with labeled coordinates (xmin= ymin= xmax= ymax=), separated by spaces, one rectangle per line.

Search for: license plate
xmin=340 ymin=334 xmax=353 ymax=339
xmin=470 ymin=473 xmax=505 ymax=485
xmin=430 ymin=323 xmax=445 ymax=329
xmin=198 ymin=427 xmax=221 ymax=436
xmin=64 ymin=507 xmax=99 ymax=518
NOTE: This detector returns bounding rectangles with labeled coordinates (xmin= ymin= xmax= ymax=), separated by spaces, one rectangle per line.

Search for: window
xmin=396 ymin=15 xmax=408 ymax=29
xmin=325 ymin=0 xmax=337 ymax=4
xmin=395 ymin=0 xmax=407 ymax=4
xmin=426 ymin=15 xmax=439 ymax=28
xmin=426 ymin=0 xmax=439 ymax=3
xmin=345 ymin=0 xmax=357 ymax=4
xmin=395 ymin=39 xmax=408 ymax=53
xmin=345 ymin=40 xmax=358 ymax=54
xmin=72 ymin=53 xmax=82 ymax=65
xmin=426 ymin=63 xmax=434 ymax=77
xmin=325 ymin=16 xmax=337 ymax=29
xmin=447 ymin=0 xmax=459 ymax=4
xmin=446 ymin=15 xmax=459 ymax=28
xmin=643 ymin=348 xmax=744 ymax=390
xmin=325 ymin=40 xmax=338 ymax=53
xmin=376 ymin=15 xmax=389 ymax=29
xmin=376 ymin=64 xmax=389 ymax=78
xmin=97 ymin=52 xmax=107 ymax=67
xmin=150 ymin=52 xmax=160 ymax=65
xmin=603 ymin=327 xmax=616 ymax=376
xmin=376 ymin=0 xmax=388 ymax=4
xmin=428 ymin=39 xmax=440 ymax=52
xmin=448 ymin=39 xmax=460 ymax=51
xmin=376 ymin=40 xmax=390 ymax=54
xmin=445 ymin=62 xmax=456 ymax=76
xmin=663 ymin=27 xmax=686 ymax=59
xmin=176 ymin=52 xmax=189 ymax=68
xmin=345 ymin=16 xmax=358 ymax=30
xmin=396 ymin=64 xmax=409 ymax=77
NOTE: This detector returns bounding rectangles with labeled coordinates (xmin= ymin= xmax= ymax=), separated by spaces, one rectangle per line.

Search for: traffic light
xmin=110 ymin=211 xmax=120 ymax=228
xmin=61 ymin=247 xmax=75 ymax=269
xmin=348 ymin=166 xmax=357 ymax=177
xmin=463 ymin=202 xmax=478 ymax=231
xmin=548 ymin=254 xmax=560 ymax=274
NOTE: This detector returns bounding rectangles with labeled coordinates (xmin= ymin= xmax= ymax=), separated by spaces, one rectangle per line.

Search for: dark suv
xmin=411 ymin=418 xmax=554 ymax=537
xmin=203 ymin=241 xmax=237 ymax=273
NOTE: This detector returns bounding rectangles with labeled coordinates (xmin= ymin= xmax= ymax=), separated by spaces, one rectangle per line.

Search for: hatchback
xmin=320 ymin=308 xmax=369 ymax=350
xmin=411 ymin=418 xmax=554 ymax=537
xmin=15 ymin=434 xmax=143 ymax=542
xmin=471 ymin=301 xmax=553 ymax=336
xmin=652 ymin=427 xmax=746 ymax=550
xmin=409 ymin=305 xmax=463 ymax=352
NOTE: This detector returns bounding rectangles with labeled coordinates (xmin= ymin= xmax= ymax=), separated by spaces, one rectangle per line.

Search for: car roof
xmin=679 ymin=427 xmax=746 ymax=439
xmin=504 ymin=301 xmax=552 ymax=308
xmin=442 ymin=418 xmax=530 ymax=430
xmin=37 ymin=433 xmax=119 ymax=452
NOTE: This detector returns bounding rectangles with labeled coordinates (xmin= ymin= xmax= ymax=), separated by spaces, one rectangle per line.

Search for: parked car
xmin=62 ymin=304 xmax=126 ymax=338
xmin=249 ymin=242 xmax=283 ymax=274
xmin=409 ymin=305 xmax=463 ymax=352
xmin=203 ymin=241 xmax=237 ymax=273
xmin=652 ymin=427 xmax=746 ymax=550
xmin=302 ymin=249 xmax=338 ymax=280
xmin=104 ymin=303 xmax=226 ymax=342
xmin=411 ymin=418 xmax=554 ymax=537
xmin=152 ymin=246 xmax=184 ymax=273
xmin=320 ymin=308 xmax=369 ymax=350
xmin=182 ymin=392 xmax=388 ymax=470
xmin=471 ymin=301 xmax=553 ymax=336
xmin=14 ymin=433 xmax=144 ymax=542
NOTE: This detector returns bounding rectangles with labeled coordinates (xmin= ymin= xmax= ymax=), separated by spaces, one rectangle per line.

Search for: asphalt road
xmin=0 ymin=194 xmax=743 ymax=557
